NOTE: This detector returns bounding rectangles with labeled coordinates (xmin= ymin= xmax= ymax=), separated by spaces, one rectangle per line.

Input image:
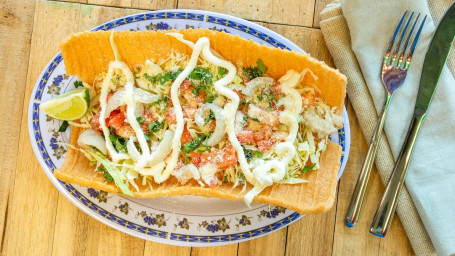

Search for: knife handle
xmin=370 ymin=114 xmax=424 ymax=237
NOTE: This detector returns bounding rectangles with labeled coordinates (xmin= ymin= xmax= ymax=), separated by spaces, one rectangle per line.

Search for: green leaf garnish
xmin=136 ymin=117 xmax=145 ymax=124
xmin=144 ymin=70 xmax=182 ymax=85
xmin=301 ymin=163 xmax=316 ymax=174
xmin=189 ymin=67 xmax=213 ymax=85
xmin=98 ymin=166 xmax=113 ymax=182
xmin=74 ymin=81 xmax=83 ymax=88
xmin=109 ymin=132 xmax=127 ymax=152
xmin=204 ymin=110 xmax=215 ymax=125
xmin=183 ymin=135 xmax=207 ymax=154
xmin=218 ymin=67 xmax=227 ymax=77
xmin=148 ymin=121 xmax=163 ymax=133
xmin=58 ymin=120 xmax=69 ymax=132
xmin=242 ymin=59 xmax=268 ymax=80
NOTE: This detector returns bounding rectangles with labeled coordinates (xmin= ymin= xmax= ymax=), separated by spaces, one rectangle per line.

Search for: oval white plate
xmin=28 ymin=9 xmax=350 ymax=246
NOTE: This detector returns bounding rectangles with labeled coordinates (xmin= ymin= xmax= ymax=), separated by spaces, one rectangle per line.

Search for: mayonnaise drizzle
xmin=100 ymin=32 xmax=308 ymax=205
xmin=167 ymin=33 xmax=298 ymax=205
xmin=99 ymin=61 xmax=129 ymax=162
xmin=152 ymin=35 xmax=211 ymax=183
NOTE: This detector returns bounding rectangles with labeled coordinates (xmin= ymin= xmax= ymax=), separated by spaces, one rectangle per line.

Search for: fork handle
xmin=345 ymin=95 xmax=392 ymax=227
xmin=370 ymin=114 xmax=424 ymax=237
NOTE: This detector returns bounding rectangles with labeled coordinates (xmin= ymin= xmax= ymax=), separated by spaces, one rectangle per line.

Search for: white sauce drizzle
xmin=99 ymin=61 xmax=129 ymax=162
xmin=100 ymin=32 xmax=309 ymax=205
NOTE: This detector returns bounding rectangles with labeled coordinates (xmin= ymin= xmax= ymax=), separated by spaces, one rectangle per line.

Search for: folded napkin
xmin=320 ymin=0 xmax=455 ymax=255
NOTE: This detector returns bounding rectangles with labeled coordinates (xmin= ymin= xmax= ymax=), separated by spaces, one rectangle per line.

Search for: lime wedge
xmin=40 ymin=88 xmax=90 ymax=121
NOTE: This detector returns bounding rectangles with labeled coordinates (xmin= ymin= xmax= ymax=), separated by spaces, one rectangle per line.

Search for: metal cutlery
xmin=370 ymin=2 xmax=455 ymax=237
xmin=346 ymin=11 xmax=426 ymax=227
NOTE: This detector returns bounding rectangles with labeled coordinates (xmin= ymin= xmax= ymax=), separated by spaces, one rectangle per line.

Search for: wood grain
xmin=332 ymin=103 xmax=382 ymax=255
xmin=313 ymin=0 xmax=332 ymax=28
xmin=178 ymin=0 xmax=315 ymax=27
xmin=238 ymin=228 xmax=286 ymax=256
xmin=0 ymin=0 xmax=36 ymax=251
xmin=1 ymin=0 xmax=417 ymax=255
xmin=2 ymin=1 xmax=82 ymax=255
xmin=143 ymin=241 xmax=191 ymax=256
xmin=191 ymin=244 xmax=238 ymax=256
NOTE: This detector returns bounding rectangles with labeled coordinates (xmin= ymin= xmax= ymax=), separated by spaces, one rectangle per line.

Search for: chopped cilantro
xmin=204 ymin=110 xmax=215 ymax=125
xmin=148 ymin=121 xmax=163 ymax=133
xmin=183 ymin=135 xmax=207 ymax=154
xmin=254 ymin=151 xmax=263 ymax=158
xmin=144 ymin=70 xmax=182 ymax=85
xmin=218 ymin=67 xmax=227 ymax=77
xmin=136 ymin=117 xmax=145 ymax=124
xmin=148 ymin=95 xmax=169 ymax=111
xmin=247 ymin=115 xmax=260 ymax=122
xmin=189 ymin=67 xmax=213 ymax=85
xmin=98 ymin=166 xmax=113 ymax=182
xmin=58 ymin=120 xmax=69 ymax=132
xmin=74 ymin=81 xmax=83 ymax=88
xmin=223 ymin=174 xmax=228 ymax=183
xmin=192 ymin=84 xmax=215 ymax=103
xmin=109 ymin=132 xmax=127 ymax=152
xmin=242 ymin=59 xmax=268 ymax=80
xmin=205 ymin=94 xmax=215 ymax=103
xmin=243 ymin=146 xmax=253 ymax=160
xmin=301 ymin=163 xmax=316 ymax=174
xmin=243 ymin=146 xmax=263 ymax=160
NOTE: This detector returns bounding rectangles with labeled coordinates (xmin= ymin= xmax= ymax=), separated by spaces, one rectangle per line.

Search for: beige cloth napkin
xmin=320 ymin=0 xmax=455 ymax=255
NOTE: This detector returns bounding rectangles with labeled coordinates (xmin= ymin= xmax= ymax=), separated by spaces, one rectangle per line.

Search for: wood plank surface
xmin=0 ymin=0 xmax=36 ymax=251
xmin=0 ymin=0 xmax=416 ymax=255
xmin=177 ymin=0 xmax=315 ymax=27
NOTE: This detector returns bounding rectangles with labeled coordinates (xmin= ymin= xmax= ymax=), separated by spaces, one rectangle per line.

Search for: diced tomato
xmin=107 ymin=110 xmax=126 ymax=130
xmin=232 ymin=88 xmax=243 ymax=101
xmin=270 ymin=86 xmax=282 ymax=96
xmin=302 ymin=94 xmax=315 ymax=106
xmin=119 ymin=105 xmax=127 ymax=114
xmin=183 ymin=92 xmax=205 ymax=107
xmin=247 ymin=104 xmax=280 ymax=126
xmin=90 ymin=111 xmax=101 ymax=131
xmin=237 ymin=130 xmax=254 ymax=144
xmin=271 ymin=131 xmax=288 ymax=142
xmin=183 ymin=104 xmax=197 ymax=119
xmin=218 ymin=144 xmax=238 ymax=170
xmin=181 ymin=124 xmax=193 ymax=145
xmin=209 ymin=176 xmax=218 ymax=189
xmin=164 ymin=107 xmax=177 ymax=124
xmin=143 ymin=108 xmax=156 ymax=123
xmin=257 ymin=139 xmax=275 ymax=153
xmin=190 ymin=151 xmax=202 ymax=167
xmin=179 ymin=79 xmax=192 ymax=92
xmin=200 ymin=144 xmax=238 ymax=170
xmin=253 ymin=125 xmax=273 ymax=142
xmin=242 ymin=77 xmax=250 ymax=84
xmin=115 ymin=125 xmax=135 ymax=138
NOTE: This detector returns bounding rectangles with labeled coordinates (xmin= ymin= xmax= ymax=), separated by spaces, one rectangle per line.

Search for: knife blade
xmin=370 ymin=3 xmax=455 ymax=238
xmin=415 ymin=3 xmax=455 ymax=115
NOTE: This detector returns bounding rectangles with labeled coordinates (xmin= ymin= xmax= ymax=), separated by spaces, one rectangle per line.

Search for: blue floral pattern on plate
xmin=27 ymin=9 xmax=351 ymax=246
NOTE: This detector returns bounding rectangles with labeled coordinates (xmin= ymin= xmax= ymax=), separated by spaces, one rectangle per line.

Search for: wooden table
xmin=0 ymin=0 xmax=415 ymax=255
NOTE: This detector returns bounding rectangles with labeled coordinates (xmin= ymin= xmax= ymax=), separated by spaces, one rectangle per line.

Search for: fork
xmin=345 ymin=11 xmax=427 ymax=227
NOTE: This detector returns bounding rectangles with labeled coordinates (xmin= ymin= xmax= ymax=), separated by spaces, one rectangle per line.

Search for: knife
xmin=369 ymin=3 xmax=455 ymax=238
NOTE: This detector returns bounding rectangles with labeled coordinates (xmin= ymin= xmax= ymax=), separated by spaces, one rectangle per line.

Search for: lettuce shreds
xmin=91 ymin=152 xmax=133 ymax=196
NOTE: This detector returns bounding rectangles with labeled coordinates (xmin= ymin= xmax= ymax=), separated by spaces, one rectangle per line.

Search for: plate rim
xmin=27 ymin=9 xmax=350 ymax=247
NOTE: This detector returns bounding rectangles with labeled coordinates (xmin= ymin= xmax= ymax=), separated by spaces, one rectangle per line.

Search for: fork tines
xmin=384 ymin=11 xmax=427 ymax=70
